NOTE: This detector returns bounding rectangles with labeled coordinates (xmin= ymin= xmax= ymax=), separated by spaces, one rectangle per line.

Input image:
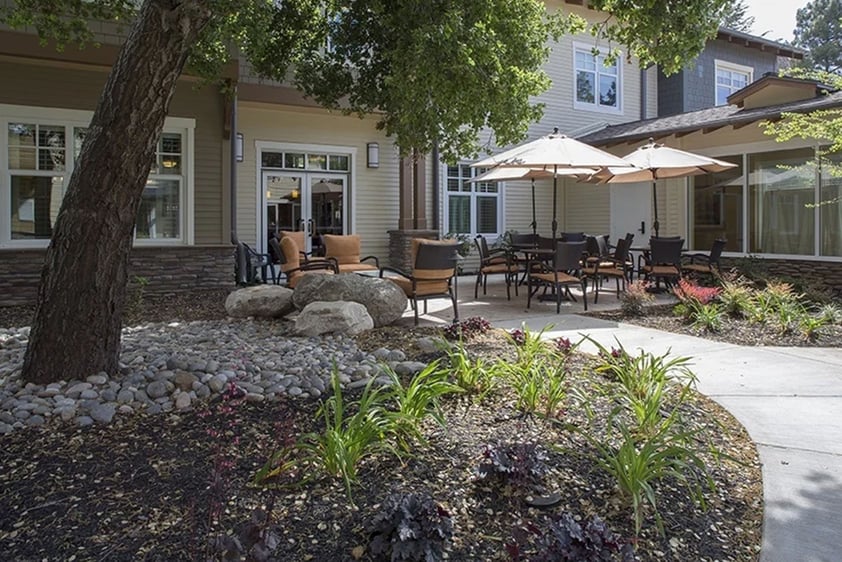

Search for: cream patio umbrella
xmin=472 ymin=129 xmax=631 ymax=242
xmin=469 ymin=166 xmax=593 ymax=237
xmin=589 ymin=139 xmax=737 ymax=237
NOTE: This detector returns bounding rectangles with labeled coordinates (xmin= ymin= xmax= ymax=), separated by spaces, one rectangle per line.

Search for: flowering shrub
xmin=443 ymin=316 xmax=492 ymax=341
xmin=673 ymin=278 xmax=720 ymax=305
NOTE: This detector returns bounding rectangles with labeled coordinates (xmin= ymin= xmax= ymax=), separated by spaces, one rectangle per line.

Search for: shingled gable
xmin=579 ymin=75 xmax=842 ymax=147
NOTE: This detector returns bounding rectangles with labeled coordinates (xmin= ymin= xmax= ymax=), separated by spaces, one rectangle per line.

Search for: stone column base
xmin=387 ymin=229 xmax=440 ymax=272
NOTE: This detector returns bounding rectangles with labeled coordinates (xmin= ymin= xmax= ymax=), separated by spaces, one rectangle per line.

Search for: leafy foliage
xmin=368 ymin=492 xmax=454 ymax=562
xmin=794 ymin=0 xmax=842 ymax=73
xmin=673 ymin=278 xmax=721 ymax=305
xmin=476 ymin=442 xmax=549 ymax=491
xmin=443 ymin=316 xmax=492 ymax=341
xmin=441 ymin=341 xmax=499 ymax=401
xmin=718 ymin=0 xmax=756 ymax=33
xmin=507 ymin=512 xmax=634 ymax=561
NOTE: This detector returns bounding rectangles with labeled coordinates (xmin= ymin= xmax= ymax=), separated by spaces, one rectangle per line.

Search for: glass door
xmin=263 ymin=172 xmax=305 ymax=251
xmin=308 ymin=175 xmax=346 ymax=256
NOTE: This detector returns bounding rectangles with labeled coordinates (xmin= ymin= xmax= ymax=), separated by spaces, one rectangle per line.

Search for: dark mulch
xmin=0 ymin=322 xmax=762 ymax=561
xmin=587 ymin=304 xmax=842 ymax=348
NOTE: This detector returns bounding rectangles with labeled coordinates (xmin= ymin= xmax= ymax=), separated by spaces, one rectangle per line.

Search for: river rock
xmin=292 ymin=274 xmax=407 ymax=327
xmin=294 ymin=301 xmax=374 ymax=337
xmin=225 ymin=285 xmax=295 ymax=319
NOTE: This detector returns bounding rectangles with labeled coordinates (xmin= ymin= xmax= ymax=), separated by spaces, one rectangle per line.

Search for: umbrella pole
xmin=531 ymin=179 xmax=537 ymax=237
xmin=551 ymin=165 xmax=558 ymax=243
xmin=652 ymin=180 xmax=660 ymax=237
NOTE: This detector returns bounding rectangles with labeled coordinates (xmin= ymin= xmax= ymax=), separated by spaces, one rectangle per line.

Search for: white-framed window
xmin=1 ymin=104 xmax=194 ymax=247
xmin=573 ymin=42 xmax=622 ymax=113
xmin=715 ymin=60 xmax=753 ymax=106
xmin=444 ymin=164 xmax=502 ymax=237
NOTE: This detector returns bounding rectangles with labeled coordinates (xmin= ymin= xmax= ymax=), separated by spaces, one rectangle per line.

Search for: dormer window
xmin=715 ymin=61 xmax=753 ymax=105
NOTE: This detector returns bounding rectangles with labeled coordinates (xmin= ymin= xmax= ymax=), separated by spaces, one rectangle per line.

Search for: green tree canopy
xmin=794 ymin=0 xmax=842 ymax=73
xmin=718 ymin=0 xmax=756 ymax=33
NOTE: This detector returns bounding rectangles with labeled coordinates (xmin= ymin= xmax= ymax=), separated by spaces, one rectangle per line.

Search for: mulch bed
xmin=0 ymin=318 xmax=763 ymax=561
xmin=587 ymin=304 xmax=842 ymax=348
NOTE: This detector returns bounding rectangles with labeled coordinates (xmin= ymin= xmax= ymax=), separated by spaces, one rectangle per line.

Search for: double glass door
xmin=263 ymin=171 xmax=346 ymax=254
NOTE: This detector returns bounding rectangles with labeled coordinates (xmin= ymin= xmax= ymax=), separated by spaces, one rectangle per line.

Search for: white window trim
xmin=442 ymin=163 xmax=504 ymax=237
xmin=714 ymin=60 xmax=754 ymax=106
xmin=572 ymin=41 xmax=623 ymax=115
xmin=0 ymin=104 xmax=195 ymax=248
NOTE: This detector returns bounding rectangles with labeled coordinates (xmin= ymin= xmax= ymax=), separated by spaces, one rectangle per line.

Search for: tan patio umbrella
xmin=469 ymin=166 xmax=593 ymax=237
xmin=472 ymin=129 xmax=631 ymax=242
xmin=589 ymin=139 xmax=737 ymax=237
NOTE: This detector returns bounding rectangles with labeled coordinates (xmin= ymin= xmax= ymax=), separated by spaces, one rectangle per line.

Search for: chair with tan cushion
xmin=323 ymin=234 xmax=380 ymax=273
xmin=641 ymin=237 xmax=684 ymax=289
xmin=474 ymin=235 xmax=519 ymax=300
xmin=274 ymin=236 xmax=337 ymax=288
xmin=380 ymin=238 xmax=460 ymax=325
xmin=682 ymin=238 xmax=726 ymax=278
xmin=527 ymin=240 xmax=588 ymax=313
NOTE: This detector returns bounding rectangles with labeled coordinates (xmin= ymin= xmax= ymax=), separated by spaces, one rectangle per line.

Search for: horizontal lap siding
xmin=0 ymin=60 xmax=226 ymax=246
xmin=564 ymin=178 xmax=611 ymax=235
xmin=237 ymin=105 xmax=397 ymax=261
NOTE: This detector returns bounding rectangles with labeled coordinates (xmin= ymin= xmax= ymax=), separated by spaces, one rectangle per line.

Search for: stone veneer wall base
xmin=387 ymin=229 xmax=440 ymax=273
xmin=0 ymin=246 xmax=236 ymax=307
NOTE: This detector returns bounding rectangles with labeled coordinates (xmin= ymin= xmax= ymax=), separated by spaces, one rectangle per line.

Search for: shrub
xmin=688 ymin=302 xmax=724 ymax=332
xmin=718 ymin=279 xmax=753 ymax=318
xmin=443 ymin=316 xmax=491 ymax=341
xmin=673 ymin=278 xmax=720 ymax=305
xmin=819 ymin=303 xmax=842 ymax=324
xmin=798 ymin=312 xmax=830 ymax=342
xmin=620 ymin=280 xmax=654 ymax=317
xmin=507 ymin=512 xmax=634 ymax=562
xmin=501 ymin=355 xmax=568 ymax=419
xmin=476 ymin=442 xmax=549 ymax=491
xmin=368 ymin=492 xmax=453 ymax=562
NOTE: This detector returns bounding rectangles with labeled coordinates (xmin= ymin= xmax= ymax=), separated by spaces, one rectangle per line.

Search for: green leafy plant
xmin=507 ymin=512 xmax=634 ymax=561
xmin=583 ymin=422 xmax=714 ymax=535
xmin=368 ymin=492 xmax=453 ymax=562
xmin=501 ymin=355 xmax=568 ymax=419
xmin=442 ymin=342 xmax=499 ymax=401
xmin=798 ymin=312 xmax=830 ymax=342
xmin=125 ymin=275 xmax=150 ymax=320
xmin=688 ymin=301 xmax=724 ymax=332
xmin=620 ymin=280 xmax=654 ymax=317
xmin=380 ymin=362 xmax=460 ymax=452
xmin=819 ymin=303 xmax=842 ymax=324
xmin=445 ymin=232 xmax=473 ymax=258
xmin=718 ymin=278 xmax=753 ymax=318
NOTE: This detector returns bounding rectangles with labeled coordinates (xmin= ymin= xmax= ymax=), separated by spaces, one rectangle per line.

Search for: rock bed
xmin=0 ymin=319 xmax=428 ymax=435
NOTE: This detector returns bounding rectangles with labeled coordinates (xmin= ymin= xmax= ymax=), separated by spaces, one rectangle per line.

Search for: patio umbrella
xmin=468 ymin=166 xmax=593 ymax=237
xmin=471 ymin=129 xmax=630 ymax=242
xmin=589 ymin=139 xmax=737 ymax=237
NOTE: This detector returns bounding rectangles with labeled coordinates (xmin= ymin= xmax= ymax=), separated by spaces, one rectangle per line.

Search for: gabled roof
xmin=579 ymin=84 xmax=842 ymax=147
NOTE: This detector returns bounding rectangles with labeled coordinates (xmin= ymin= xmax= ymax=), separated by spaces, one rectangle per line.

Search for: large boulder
xmin=293 ymin=274 xmax=407 ymax=327
xmin=294 ymin=301 xmax=374 ymax=336
xmin=225 ymin=285 xmax=295 ymax=318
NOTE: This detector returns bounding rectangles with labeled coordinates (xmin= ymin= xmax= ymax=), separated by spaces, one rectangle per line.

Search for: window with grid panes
xmin=445 ymin=164 xmax=501 ymax=236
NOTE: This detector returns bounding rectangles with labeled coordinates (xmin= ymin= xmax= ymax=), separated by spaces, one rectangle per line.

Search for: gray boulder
xmin=225 ymin=285 xmax=295 ymax=319
xmin=294 ymin=301 xmax=374 ymax=337
xmin=293 ymin=274 xmax=407 ymax=327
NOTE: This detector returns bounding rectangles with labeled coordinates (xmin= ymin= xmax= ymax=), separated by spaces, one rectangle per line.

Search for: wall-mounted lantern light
xmin=366 ymin=142 xmax=379 ymax=168
xmin=235 ymin=132 xmax=244 ymax=163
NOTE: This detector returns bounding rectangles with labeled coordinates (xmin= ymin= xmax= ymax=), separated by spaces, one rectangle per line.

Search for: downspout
xmin=431 ymin=142 xmax=440 ymax=231
xmin=229 ymin=84 xmax=239 ymax=245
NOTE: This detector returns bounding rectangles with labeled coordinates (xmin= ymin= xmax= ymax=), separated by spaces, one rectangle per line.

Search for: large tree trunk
xmin=22 ymin=0 xmax=212 ymax=384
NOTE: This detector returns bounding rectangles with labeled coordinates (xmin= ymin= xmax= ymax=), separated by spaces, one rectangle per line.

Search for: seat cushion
xmin=647 ymin=265 xmax=680 ymax=276
xmin=280 ymin=237 xmax=301 ymax=272
xmin=481 ymin=263 xmax=518 ymax=274
xmin=281 ymin=231 xmax=306 ymax=251
xmin=324 ymin=234 xmax=362 ymax=265
xmin=337 ymin=262 xmax=379 ymax=273
xmin=388 ymin=276 xmax=451 ymax=297
xmin=531 ymin=272 xmax=580 ymax=284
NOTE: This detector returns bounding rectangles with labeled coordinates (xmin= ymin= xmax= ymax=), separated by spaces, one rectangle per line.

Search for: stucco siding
xmin=237 ymin=104 xmax=396 ymax=261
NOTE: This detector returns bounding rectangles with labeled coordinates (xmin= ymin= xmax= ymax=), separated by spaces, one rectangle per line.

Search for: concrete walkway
xmin=400 ymin=277 xmax=842 ymax=561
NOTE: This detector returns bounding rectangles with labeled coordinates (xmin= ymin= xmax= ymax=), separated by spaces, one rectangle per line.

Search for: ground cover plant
xmin=0 ymin=296 xmax=763 ymax=561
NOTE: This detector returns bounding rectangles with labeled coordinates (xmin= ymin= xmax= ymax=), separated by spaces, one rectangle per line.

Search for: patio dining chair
xmin=682 ymin=238 xmax=726 ymax=279
xmin=380 ymin=238 xmax=461 ymax=325
xmin=586 ymin=237 xmax=632 ymax=303
xmin=527 ymin=240 xmax=588 ymax=313
xmin=322 ymin=234 xmax=380 ymax=274
xmin=474 ymin=235 xmax=519 ymax=300
xmin=641 ymin=237 xmax=684 ymax=289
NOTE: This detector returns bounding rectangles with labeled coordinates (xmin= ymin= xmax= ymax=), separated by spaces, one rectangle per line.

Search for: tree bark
xmin=22 ymin=0 xmax=212 ymax=384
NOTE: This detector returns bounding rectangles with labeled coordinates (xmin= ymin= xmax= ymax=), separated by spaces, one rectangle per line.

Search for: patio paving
xmin=398 ymin=275 xmax=842 ymax=562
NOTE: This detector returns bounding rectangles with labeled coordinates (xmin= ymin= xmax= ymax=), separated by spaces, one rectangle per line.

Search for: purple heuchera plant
xmin=444 ymin=316 xmax=492 ymax=341
xmin=554 ymin=337 xmax=573 ymax=354
xmin=507 ymin=512 xmax=634 ymax=562
xmin=509 ymin=329 xmax=526 ymax=346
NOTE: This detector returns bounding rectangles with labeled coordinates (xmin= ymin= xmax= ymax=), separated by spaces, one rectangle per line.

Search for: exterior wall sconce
xmin=235 ymin=132 xmax=244 ymax=163
xmin=366 ymin=142 xmax=379 ymax=168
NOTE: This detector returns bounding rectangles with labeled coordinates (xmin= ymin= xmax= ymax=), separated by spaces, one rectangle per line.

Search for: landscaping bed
xmin=0 ymin=315 xmax=763 ymax=561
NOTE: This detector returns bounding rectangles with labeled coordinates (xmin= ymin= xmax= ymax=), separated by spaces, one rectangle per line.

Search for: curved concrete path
xmin=492 ymin=313 xmax=842 ymax=562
